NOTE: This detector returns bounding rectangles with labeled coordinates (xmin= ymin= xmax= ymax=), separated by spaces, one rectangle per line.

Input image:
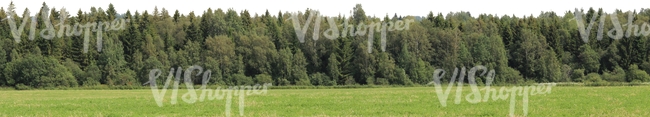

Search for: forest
xmin=1 ymin=2 xmax=649 ymax=89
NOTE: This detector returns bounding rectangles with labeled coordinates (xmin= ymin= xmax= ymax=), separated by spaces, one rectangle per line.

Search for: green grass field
xmin=1 ymin=86 xmax=649 ymax=116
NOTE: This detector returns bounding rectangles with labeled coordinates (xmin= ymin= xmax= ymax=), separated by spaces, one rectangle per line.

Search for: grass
xmin=0 ymin=86 xmax=648 ymax=116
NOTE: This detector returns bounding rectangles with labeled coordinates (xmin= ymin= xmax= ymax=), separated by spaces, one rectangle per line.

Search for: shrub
xmin=499 ymin=67 xmax=524 ymax=84
xmin=15 ymin=84 xmax=31 ymax=90
xmin=83 ymin=63 xmax=102 ymax=86
xmin=3 ymin=54 xmax=78 ymax=88
xmin=584 ymin=73 xmax=605 ymax=83
xmin=627 ymin=64 xmax=650 ymax=82
xmin=375 ymin=78 xmax=390 ymax=85
xmin=310 ymin=73 xmax=335 ymax=86
xmin=276 ymin=78 xmax=291 ymax=86
xmin=343 ymin=76 xmax=356 ymax=85
xmin=627 ymin=70 xmax=650 ymax=82
xmin=232 ymin=74 xmax=254 ymax=85
xmin=560 ymin=64 xmax=572 ymax=82
xmin=63 ymin=59 xmax=86 ymax=85
xmin=295 ymin=79 xmax=312 ymax=86
xmin=396 ymin=68 xmax=413 ymax=86
xmin=254 ymin=74 xmax=274 ymax=84
xmin=602 ymin=67 xmax=626 ymax=82
xmin=640 ymin=62 xmax=650 ymax=75
xmin=365 ymin=77 xmax=375 ymax=85
xmin=572 ymin=69 xmax=585 ymax=82
xmin=114 ymin=69 xmax=138 ymax=86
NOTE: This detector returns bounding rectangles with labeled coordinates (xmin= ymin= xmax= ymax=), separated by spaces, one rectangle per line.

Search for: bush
xmin=572 ymin=69 xmax=585 ymax=82
xmin=343 ymin=76 xmax=356 ymax=85
xmin=63 ymin=59 xmax=86 ymax=85
xmin=396 ymin=69 xmax=413 ymax=86
xmin=627 ymin=70 xmax=650 ymax=82
xmin=278 ymin=78 xmax=291 ymax=86
xmin=295 ymin=79 xmax=312 ymax=86
xmin=585 ymin=73 xmax=603 ymax=82
xmin=83 ymin=63 xmax=102 ymax=86
xmin=254 ymin=74 xmax=273 ymax=84
xmin=15 ymin=84 xmax=31 ymax=90
xmin=585 ymin=73 xmax=608 ymax=86
xmin=310 ymin=73 xmax=334 ymax=86
xmin=603 ymin=67 xmax=626 ymax=82
xmin=293 ymin=70 xmax=311 ymax=86
xmin=640 ymin=61 xmax=650 ymax=75
xmin=326 ymin=79 xmax=337 ymax=86
xmin=627 ymin=64 xmax=650 ymax=82
xmin=365 ymin=77 xmax=375 ymax=85
xmin=3 ymin=54 xmax=78 ymax=88
xmin=375 ymin=78 xmax=390 ymax=85
xmin=232 ymin=74 xmax=254 ymax=85
xmin=499 ymin=67 xmax=524 ymax=84
xmin=114 ymin=69 xmax=138 ymax=86
xmin=584 ymin=73 xmax=607 ymax=84
xmin=560 ymin=64 xmax=572 ymax=82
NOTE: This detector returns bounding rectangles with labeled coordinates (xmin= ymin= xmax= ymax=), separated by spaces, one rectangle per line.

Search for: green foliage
xmin=292 ymin=49 xmax=311 ymax=86
xmin=499 ymin=67 xmax=525 ymax=84
xmin=376 ymin=53 xmax=398 ymax=85
xmin=584 ymin=73 xmax=608 ymax=86
xmin=627 ymin=64 xmax=650 ymax=82
xmin=98 ymin=35 xmax=136 ymax=86
xmin=3 ymin=54 xmax=77 ymax=88
xmin=83 ymin=63 xmax=102 ymax=86
xmin=396 ymin=68 xmax=413 ymax=86
xmin=273 ymin=48 xmax=293 ymax=85
xmin=326 ymin=53 xmax=341 ymax=84
xmin=572 ymin=69 xmax=585 ymax=82
xmin=62 ymin=59 xmax=85 ymax=85
xmin=232 ymin=74 xmax=253 ymax=85
xmin=14 ymin=83 xmax=31 ymax=90
xmin=5 ymin=3 xmax=650 ymax=88
xmin=0 ymin=42 xmax=7 ymax=86
xmin=254 ymin=74 xmax=273 ymax=84
xmin=512 ymin=29 xmax=562 ymax=82
xmin=578 ymin=45 xmax=600 ymax=73
xmin=560 ymin=64 xmax=572 ymax=82
xmin=640 ymin=61 xmax=650 ymax=75
xmin=602 ymin=67 xmax=626 ymax=82
xmin=352 ymin=42 xmax=375 ymax=84
xmin=310 ymin=72 xmax=335 ymax=86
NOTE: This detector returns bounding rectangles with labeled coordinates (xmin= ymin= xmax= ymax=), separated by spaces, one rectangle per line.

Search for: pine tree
xmin=578 ymin=44 xmax=600 ymax=73
xmin=327 ymin=53 xmax=341 ymax=85
xmin=293 ymin=49 xmax=311 ymax=85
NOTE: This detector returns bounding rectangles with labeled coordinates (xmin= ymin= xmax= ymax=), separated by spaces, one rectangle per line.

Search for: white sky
xmin=2 ymin=0 xmax=650 ymax=18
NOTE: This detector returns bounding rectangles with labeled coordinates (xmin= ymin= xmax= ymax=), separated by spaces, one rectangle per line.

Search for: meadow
xmin=0 ymin=86 xmax=649 ymax=116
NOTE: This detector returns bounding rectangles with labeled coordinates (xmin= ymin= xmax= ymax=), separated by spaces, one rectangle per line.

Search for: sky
xmin=2 ymin=0 xmax=650 ymax=18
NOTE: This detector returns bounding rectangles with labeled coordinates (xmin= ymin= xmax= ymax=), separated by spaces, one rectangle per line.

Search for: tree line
xmin=1 ymin=2 xmax=649 ymax=89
